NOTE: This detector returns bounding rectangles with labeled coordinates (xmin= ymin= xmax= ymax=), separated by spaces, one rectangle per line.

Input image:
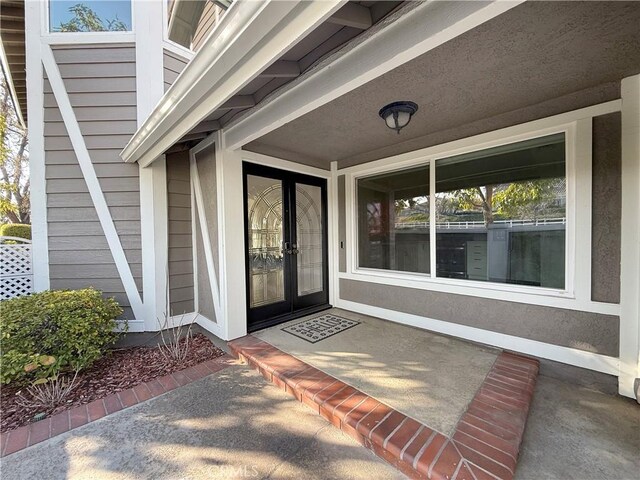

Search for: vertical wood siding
xmin=163 ymin=49 xmax=189 ymax=93
xmin=166 ymin=151 xmax=195 ymax=314
xmin=45 ymin=44 xmax=140 ymax=319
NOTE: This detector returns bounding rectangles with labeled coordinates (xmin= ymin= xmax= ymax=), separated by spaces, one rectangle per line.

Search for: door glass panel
xmin=246 ymin=175 xmax=285 ymax=308
xmin=296 ymin=184 xmax=323 ymax=296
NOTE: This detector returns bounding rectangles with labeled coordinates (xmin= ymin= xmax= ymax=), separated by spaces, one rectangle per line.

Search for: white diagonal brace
xmin=42 ymin=45 xmax=144 ymax=320
xmin=190 ymin=153 xmax=223 ymax=323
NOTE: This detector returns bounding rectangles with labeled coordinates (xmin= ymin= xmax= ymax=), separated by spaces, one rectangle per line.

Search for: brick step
xmin=229 ymin=335 xmax=539 ymax=480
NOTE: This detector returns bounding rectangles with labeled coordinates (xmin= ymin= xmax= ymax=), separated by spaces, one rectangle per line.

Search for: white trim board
xmin=42 ymin=45 xmax=145 ymax=320
xmin=25 ymin=0 xmax=49 ymax=292
xmin=618 ymin=74 xmax=640 ymax=398
xmin=242 ymin=150 xmax=332 ymax=179
xmin=336 ymin=299 xmax=620 ymax=377
xmin=190 ymin=148 xmax=223 ymax=324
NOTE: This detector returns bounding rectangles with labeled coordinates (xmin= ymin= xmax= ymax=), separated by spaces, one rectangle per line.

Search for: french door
xmin=243 ymin=163 xmax=330 ymax=331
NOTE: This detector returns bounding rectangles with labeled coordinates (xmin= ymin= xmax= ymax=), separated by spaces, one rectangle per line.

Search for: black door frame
xmin=243 ymin=162 xmax=330 ymax=332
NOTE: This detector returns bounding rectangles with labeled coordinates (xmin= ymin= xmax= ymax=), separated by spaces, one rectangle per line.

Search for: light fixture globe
xmin=378 ymin=101 xmax=418 ymax=134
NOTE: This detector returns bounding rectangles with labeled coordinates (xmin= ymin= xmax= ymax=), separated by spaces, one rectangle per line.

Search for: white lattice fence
xmin=1 ymin=236 xmax=33 ymax=300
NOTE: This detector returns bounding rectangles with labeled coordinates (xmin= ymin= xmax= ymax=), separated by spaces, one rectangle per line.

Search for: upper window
xmin=356 ymin=133 xmax=567 ymax=290
xmin=49 ymin=1 xmax=132 ymax=33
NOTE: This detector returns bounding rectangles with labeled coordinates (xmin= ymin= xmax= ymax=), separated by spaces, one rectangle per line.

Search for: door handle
xmin=281 ymin=241 xmax=293 ymax=255
xmin=291 ymin=243 xmax=299 ymax=255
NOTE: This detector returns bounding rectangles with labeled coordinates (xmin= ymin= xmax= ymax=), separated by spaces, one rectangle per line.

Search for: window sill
xmin=345 ymin=267 xmax=573 ymax=300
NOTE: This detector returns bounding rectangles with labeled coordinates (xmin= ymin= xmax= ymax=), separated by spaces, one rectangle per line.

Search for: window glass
xmin=435 ymin=133 xmax=566 ymax=288
xmin=357 ymin=165 xmax=430 ymax=274
xmin=50 ymin=0 xmax=132 ymax=32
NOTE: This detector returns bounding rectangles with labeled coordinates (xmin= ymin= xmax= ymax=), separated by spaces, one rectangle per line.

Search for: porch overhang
xmin=121 ymin=0 xmax=348 ymax=167
xmin=121 ymin=0 xmax=524 ymax=168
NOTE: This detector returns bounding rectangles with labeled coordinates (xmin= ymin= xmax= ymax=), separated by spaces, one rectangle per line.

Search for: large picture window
xmin=49 ymin=0 xmax=132 ymax=32
xmin=356 ymin=133 xmax=567 ymax=290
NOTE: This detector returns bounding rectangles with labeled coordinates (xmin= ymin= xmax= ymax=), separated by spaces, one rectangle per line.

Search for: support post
xmin=135 ymin=1 xmax=169 ymax=330
xmin=619 ymin=74 xmax=640 ymax=399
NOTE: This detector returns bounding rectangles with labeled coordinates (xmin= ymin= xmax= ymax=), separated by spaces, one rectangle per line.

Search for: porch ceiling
xmin=244 ymin=1 xmax=640 ymax=170
xmin=0 ymin=0 xmax=26 ymax=126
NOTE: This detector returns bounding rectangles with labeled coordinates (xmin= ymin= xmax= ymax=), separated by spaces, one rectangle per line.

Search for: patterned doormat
xmin=282 ymin=314 xmax=360 ymax=343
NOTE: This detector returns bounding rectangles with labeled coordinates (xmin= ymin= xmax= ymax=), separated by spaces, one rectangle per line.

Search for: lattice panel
xmin=1 ymin=276 xmax=33 ymax=300
xmin=1 ymin=241 xmax=33 ymax=300
xmin=1 ymin=244 xmax=32 ymax=276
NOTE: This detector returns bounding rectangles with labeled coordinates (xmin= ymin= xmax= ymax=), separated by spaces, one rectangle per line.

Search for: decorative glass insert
xmin=49 ymin=0 xmax=132 ymax=32
xmin=296 ymin=184 xmax=324 ymax=296
xmin=357 ymin=165 xmax=430 ymax=274
xmin=435 ymin=133 xmax=566 ymax=288
xmin=246 ymin=175 xmax=285 ymax=308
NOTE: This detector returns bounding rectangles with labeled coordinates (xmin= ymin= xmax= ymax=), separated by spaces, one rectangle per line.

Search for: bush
xmin=0 ymin=289 xmax=124 ymax=385
xmin=0 ymin=223 xmax=31 ymax=240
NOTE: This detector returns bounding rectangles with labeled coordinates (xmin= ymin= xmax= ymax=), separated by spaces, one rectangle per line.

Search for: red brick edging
xmin=229 ymin=336 xmax=538 ymax=480
xmin=0 ymin=354 xmax=234 ymax=457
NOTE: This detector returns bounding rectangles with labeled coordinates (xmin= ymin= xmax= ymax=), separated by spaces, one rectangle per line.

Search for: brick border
xmin=0 ymin=354 xmax=234 ymax=457
xmin=229 ymin=336 xmax=538 ymax=480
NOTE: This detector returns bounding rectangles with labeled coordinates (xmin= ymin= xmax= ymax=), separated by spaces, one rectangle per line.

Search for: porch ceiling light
xmin=378 ymin=101 xmax=418 ymax=134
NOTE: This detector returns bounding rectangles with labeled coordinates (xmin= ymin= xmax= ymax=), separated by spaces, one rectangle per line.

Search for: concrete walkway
xmin=517 ymin=375 xmax=640 ymax=480
xmin=0 ymin=365 xmax=402 ymax=480
xmin=1 ymin=351 xmax=638 ymax=479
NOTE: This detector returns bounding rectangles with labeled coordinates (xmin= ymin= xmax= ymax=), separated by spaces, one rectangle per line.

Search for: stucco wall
xmin=45 ymin=44 xmax=140 ymax=319
xmin=591 ymin=113 xmax=622 ymax=303
xmin=166 ymin=151 xmax=195 ymax=315
xmin=340 ymin=279 xmax=619 ymax=356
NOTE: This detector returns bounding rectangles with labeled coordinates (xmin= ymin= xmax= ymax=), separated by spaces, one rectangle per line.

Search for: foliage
xmin=446 ymin=178 xmax=565 ymax=226
xmin=54 ymin=4 xmax=128 ymax=32
xmin=0 ymin=74 xmax=29 ymax=224
xmin=0 ymin=289 xmax=124 ymax=385
xmin=0 ymin=223 xmax=31 ymax=240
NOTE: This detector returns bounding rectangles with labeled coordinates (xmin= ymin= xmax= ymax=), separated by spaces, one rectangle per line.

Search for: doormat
xmin=282 ymin=314 xmax=360 ymax=343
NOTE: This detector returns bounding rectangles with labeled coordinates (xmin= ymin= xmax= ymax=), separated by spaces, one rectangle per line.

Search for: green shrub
xmin=0 ymin=288 xmax=124 ymax=385
xmin=0 ymin=223 xmax=31 ymax=240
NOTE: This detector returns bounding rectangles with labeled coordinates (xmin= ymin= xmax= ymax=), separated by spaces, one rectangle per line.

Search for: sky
xmin=49 ymin=0 xmax=132 ymax=31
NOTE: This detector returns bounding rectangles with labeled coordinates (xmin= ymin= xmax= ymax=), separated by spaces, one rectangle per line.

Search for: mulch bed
xmin=1 ymin=333 xmax=225 ymax=433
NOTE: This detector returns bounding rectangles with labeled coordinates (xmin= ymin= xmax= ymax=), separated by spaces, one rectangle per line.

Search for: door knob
xmin=291 ymin=243 xmax=299 ymax=255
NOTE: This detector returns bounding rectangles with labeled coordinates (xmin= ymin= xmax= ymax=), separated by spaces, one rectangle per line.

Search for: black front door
xmin=243 ymin=163 xmax=330 ymax=331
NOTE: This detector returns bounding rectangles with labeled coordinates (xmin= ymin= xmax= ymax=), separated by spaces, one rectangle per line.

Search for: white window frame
xmin=347 ymin=122 xmax=579 ymax=301
xmin=43 ymin=0 xmax=136 ymax=42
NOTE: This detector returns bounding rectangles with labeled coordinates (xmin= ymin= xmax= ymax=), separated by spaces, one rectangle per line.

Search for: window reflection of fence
xmin=395 ymin=218 xmax=567 ymax=230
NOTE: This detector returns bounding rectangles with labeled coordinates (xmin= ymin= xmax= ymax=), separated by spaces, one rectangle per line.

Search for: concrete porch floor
xmin=254 ymin=308 xmax=500 ymax=436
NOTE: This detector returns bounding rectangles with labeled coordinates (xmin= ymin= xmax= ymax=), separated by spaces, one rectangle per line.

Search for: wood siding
xmin=191 ymin=1 xmax=221 ymax=52
xmin=163 ymin=49 xmax=189 ymax=93
xmin=45 ymin=44 xmax=140 ymax=319
xmin=166 ymin=151 xmax=195 ymax=315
